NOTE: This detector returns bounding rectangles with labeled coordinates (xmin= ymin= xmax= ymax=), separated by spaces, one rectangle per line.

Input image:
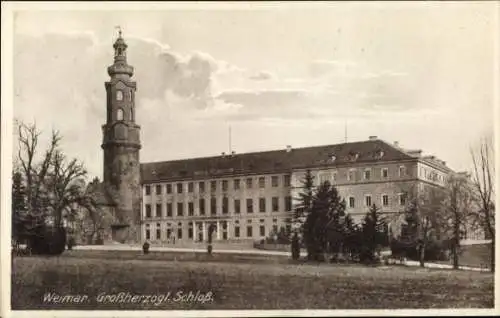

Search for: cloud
xmin=249 ymin=70 xmax=275 ymax=81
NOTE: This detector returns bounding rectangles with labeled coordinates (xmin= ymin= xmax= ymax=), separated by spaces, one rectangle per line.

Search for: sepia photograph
xmin=1 ymin=1 xmax=498 ymax=317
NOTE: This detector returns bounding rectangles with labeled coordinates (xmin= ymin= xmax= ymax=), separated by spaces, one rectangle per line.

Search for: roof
xmin=140 ymin=139 xmax=417 ymax=183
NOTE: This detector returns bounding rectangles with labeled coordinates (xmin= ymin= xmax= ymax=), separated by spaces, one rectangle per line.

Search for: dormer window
xmin=375 ymin=149 xmax=385 ymax=159
xmin=348 ymin=152 xmax=360 ymax=161
xmin=329 ymin=154 xmax=336 ymax=162
xmin=116 ymin=90 xmax=123 ymax=101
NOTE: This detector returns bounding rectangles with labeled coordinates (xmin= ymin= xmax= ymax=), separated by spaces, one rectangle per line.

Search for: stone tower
xmin=101 ymin=30 xmax=142 ymax=243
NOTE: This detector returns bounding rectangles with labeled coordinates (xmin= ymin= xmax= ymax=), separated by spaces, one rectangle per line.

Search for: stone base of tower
xmin=104 ymin=224 xmax=141 ymax=244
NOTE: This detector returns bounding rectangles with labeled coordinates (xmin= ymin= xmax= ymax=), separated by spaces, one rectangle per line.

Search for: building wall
xmin=141 ymin=173 xmax=293 ymax=243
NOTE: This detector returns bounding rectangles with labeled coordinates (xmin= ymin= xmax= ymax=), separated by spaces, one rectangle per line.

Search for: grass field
xmin=11 ymin=250 xmax=494 ymax=310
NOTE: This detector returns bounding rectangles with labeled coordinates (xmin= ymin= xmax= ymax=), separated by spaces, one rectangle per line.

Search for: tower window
xmin=116 ymin=90 xmax=123 ymax=101
xmin=129 ymin=90 xmax=133 ymax=101
xmin=117 ymin=108 xmax=124 ymax=121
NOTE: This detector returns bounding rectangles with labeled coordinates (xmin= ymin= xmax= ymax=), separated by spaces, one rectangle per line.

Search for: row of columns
xmin=192 ymin=220 xmax=222 ymax=241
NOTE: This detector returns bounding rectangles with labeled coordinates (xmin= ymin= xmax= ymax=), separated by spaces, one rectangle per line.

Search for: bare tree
xmin=401 ymin=183 xmax=446 ymax=267
xmin=441 ymin=173 xmax=474 ymax=269
xmin=470 ymin=136 xmax=495 ymax=271
xmin=14 ymin=120 xmax=96 ymax=244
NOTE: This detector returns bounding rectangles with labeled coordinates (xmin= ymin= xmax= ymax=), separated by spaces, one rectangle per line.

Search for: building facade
xmin=139 ymin=137 xmax=455 ymax=244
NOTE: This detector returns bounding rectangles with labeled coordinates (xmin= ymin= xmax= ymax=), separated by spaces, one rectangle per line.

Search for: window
xmin=156 ymin=223 xmax=161 ymax=240
xmin=272 ymin=176 xmax=279 ymax=187
xmin=234 ymin=199 xmax=241 ymax=214
xmin=349 ymin=197 xmax=355 ymax=208
xmin=188 ymin=182 xmax=194 ymax=193
xmin=319 ymin=173 xmax=329 ymax=184
xmin=167 ymin=203 xmax=173 ymax=217
xmin=166 ymin=184 xmax=172 ymax=194
xmin=156 ymin=204 xmax=162 ymax=217
xmin=145 ymin=185 xmax=151 ymax=196
xmin=199 ymin=199 xmax=205 ymax=215
xmin=145 ymin=224 xmax=150 ymax=240
xmin=177 ymin=183 xmax=183 ymax=194
xmin=155 ymin=185 xmax=162 ymax=195
xmin=188 ymin=222 xmax=193 ymax=239
xmin=199 ymin=182 xmax=205 ymax=193
xmin=247 ymin=226 xmax=253 ymax=238
xmin=116 ymin=90 xmax=123 ymax=101
xmin=260 ymin=225 xmax=266 ymax=237
xmin=285 ymin=196 xmax=292 ymax=211
xmin=259 ymin=198 xmax=266 ymax=213
xmin=348 ymin=169 xmax=356 ymax=181
xmin=117 ymin=109 xmax=124 ymax=121
xmin=211 ymin=198 xmax=217 ymax=215
xmin=284 ymin=175 xmax=291 ymax=187
xmin=211 ymin=181 xmax=217 ymax=192
xmin=246 ymin=198 xmax=253 ymax=213
xmin=188 ymin=202 xmax=194 ymax=216
xmin=235 ymin=226 xmax=240 ymax=238
xmin=259 ymin=177 xmax=265 ymax=188
xmin=382 ymin=195 xmax=389 ymax=207
xmin=365 ymin=195 xmax=372 ymax=207
xmin=222 ymin=180 xmax=228 ymax=191
xmin=399 ymin=193 xmax=406 ymax=206
xmin=399 ymin=166 xmax=406 ymax=177
xmin=364 ymin=169 xmax=371 ymax=180
xmin=177 ymin=224 xmax=183 ymax=240
xmin=273 ymin=225 xmax=278 ymax=233
xmin=145 ymin=204 xmax=152 ymax=218
xmin=234 ymin=179 xmax=240 ymax=190
xmin=128 ymin=90 xmax=133 ymax=101
xmin=382 ymin=168 xmax=389 ymax=179
xmin=332 ymin=171 xmax=337 ymax=182
xmin=272 ymin=197 xmax=279 ymax=212
xmin=222 ymin=197 xmax=228 ymax=214
xmin=246 ymin=178 xmax=253 ymax=189
xmin=177 ymin=202 xmax=184 ymax=216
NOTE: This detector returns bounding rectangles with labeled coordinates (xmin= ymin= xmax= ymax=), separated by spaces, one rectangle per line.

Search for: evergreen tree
xmin=12 ymin=171 xmax=27 ymax=243
xmin=294 ymin=170 xmax=314 ymax=252
xmin=360 ymin=204 xmax=387 ymax=263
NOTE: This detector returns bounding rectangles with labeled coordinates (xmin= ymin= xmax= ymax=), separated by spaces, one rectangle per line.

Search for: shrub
xmin=28 ymin=226 xmax=66 ymax=255
xmin=390 ymin=239 xmax=450 ymax=261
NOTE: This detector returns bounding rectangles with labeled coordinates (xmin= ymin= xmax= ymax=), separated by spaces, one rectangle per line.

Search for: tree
xmin=294 ymin=170 xmax=314 ymax=234
xmin=342 ymin=213 xmax=361 ymax=261
xmin=303 ymin=180 xmax=346 ymax=262
xmin=12 ymin=170 xmax=27 ymax=244
xmin=360 ymin=204 xmax=387 ymax=263
xmin=470 ymin=136 xmax=495 ymax=271
xmin=401 ymin=184 xmax=447 ymax=267
xmin=14 ymin=120 xmax=95 ymax=254
xmin=441 ymin=173 xmax=474 ymax=269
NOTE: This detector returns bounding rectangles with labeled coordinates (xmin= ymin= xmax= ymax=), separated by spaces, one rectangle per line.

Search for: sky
xmin=10 ymin=2 xmax=497 ymax=180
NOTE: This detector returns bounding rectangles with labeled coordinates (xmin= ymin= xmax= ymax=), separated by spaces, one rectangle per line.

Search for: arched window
xmin=130 ymin=107 xmax=134 ymax=121
xmin=116 ymin=90 xmax=123 ymax=101
xmin=117 ymin=108 xmax=124 ymax=121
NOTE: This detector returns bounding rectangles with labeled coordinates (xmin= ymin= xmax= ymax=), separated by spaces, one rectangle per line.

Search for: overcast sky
xmin=11 ymin=2 xmax=497 ymax=180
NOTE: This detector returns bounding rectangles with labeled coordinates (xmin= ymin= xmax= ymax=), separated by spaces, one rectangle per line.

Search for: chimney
xmin=221 ymin=152 xmax=226 ymax=158
xmin=231 ymin=151 xmax=236 ymax=157
xmin=369 ymin=135 xmax=378 ymax=141
xmin=407 ymin=150 xmax=422 ymax=158
xmin=394 ymin=141 xmax=399 ymax=148
xmin=286 ymin=145 xmax=292 ymax=153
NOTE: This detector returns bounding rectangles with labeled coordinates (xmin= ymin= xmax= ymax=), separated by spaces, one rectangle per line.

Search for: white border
xmin=1 ymin=1 xmax=499 ymax=317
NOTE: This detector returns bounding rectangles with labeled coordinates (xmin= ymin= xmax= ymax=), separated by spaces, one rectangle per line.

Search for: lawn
xmin=11 ymin=251 xmax=494 ymax=310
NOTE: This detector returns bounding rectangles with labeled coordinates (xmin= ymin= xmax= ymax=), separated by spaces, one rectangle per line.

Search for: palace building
xmin=99 ymin=32 xmax=472 ymax=245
